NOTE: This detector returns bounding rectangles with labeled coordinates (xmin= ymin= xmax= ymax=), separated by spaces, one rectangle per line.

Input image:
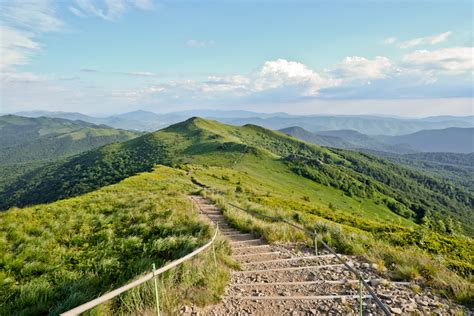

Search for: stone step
xmin=229 ymin=281 xmax=366 ymax=297
xmin=237 ymin=264 xmax=344 ymax=275
xmin=233 ymin=244 xmax=271 ymax=251
xmin=232 ymin=266 xmax=369 ymax=284
xmin=232 ymin=294 xmax=372 ymax=301
xmin=242 ymin=255 xmax=335 ymax=265
xmin=233 ymin=251 xmax=281 ymax=258
xmin=229 ymin=238 xmax=262 ymax=244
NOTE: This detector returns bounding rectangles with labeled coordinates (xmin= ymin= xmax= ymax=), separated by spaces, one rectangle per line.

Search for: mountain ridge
xmin=14 ymin=110 xmax=474 ymax=135
xmin=1 ymin=117 xmax=472 ymax=236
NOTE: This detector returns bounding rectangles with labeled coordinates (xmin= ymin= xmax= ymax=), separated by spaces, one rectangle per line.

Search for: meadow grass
xmin=188 ymin=161 xmax=473 ymax=306
xmin=0 ymin=166 xmax=232 ymax=315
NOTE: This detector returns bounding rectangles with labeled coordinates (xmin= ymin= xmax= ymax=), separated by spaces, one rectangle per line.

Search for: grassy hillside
xmin=375 ymin=152 xmax=474 ymax=192
xmin=1 ymin=117 xmax=473 ymax=311
xmin=0 ymin=166 xmax=230 ymax=315
xmin=0 ymin=115 xmax=142 ymax=165
xmin=279 ymin=126 xmax=352 ymax=148
xmin=2 ymin=118 xmax=471 ymax=234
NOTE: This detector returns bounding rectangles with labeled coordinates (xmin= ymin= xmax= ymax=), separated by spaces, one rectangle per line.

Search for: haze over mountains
xmin=281 ymin=126 xmax=474 ymax=154
xmin=11 ymin=110 xmax=473 ymax=156
xmin=15 ymin=110 xmax=474 ymax=136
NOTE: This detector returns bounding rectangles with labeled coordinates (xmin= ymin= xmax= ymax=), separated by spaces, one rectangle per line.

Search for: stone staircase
xmin=186 ymin=196 xmax=466 ymax=315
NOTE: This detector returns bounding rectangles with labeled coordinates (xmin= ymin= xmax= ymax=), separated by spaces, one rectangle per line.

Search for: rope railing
xmin=61 ymin=224 xmax=219 ymax=316
xmin=227 ymin=202 xmax=392 ymax=316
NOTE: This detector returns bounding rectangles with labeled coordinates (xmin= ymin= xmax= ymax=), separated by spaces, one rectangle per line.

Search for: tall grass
xmin=0 ymin=166 xmax=231 ymax=315
xmin=191 ymin=164 xmax=473 ymax=307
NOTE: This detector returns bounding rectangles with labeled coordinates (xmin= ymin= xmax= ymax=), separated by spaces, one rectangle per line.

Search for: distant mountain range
xmin=0 ymin=115 xmax=142 ymax=165
xmin=281 ymin=126 xmax=473 ymax=154
xmin=1 ymin=117 xmax=471 ymax=233
xmin=377 ymin=127 xmax=474 ymax=153
xmin=14 ymin=110 xmax=473 ymax=136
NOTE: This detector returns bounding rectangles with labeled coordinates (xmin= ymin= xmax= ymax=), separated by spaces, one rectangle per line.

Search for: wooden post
xmin=213 ymin=224 xmax=218 ymax=268
xmin=314 ymin=231 xmax=318 ymax=256
xmin=359 ymin=277 xmax=363 ymax=316
xmin=152 ymin=264 xmax=161 ymax=316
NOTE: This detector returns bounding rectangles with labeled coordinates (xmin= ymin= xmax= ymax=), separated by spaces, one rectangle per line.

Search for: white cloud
xmin=330 ymin=56 xmax=392 ymax=80
xmin=398 ymin=31 xmax=452 ymax=49
xmin=70 ymin=0 xmax=155 ymax=20
xmin=254 ymin=59 xmax=338 ymax=96
xmin=186 ymin=39 xmax=216 ymax=48
xmin=1 ymin=71 xmax=46 ymax=83
xmin=402 ymin=47 xmax=474 ymax=74
xmin=203 ymin=75 xmax=251 ymax=93
xmin=0 ymin=1 xmax=64 ymax=71
xmin=124 ymin=71 xmax=158 ymax=77
xmin=1 ymin=0 xmax=64 ymax=32
xmin=0 ymin=25 xmax=40 ymax=70
xmin=382 ymin=37 xmax=397 ymax=44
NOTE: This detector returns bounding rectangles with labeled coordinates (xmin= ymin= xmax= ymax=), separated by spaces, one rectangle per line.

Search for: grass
xmin=0 ymin=166 xmax=232 ymax=315
xmin=186 ymin=161 xmax=473 ymax=307
xmin=2 ymin=117 xmax=473 ymax=312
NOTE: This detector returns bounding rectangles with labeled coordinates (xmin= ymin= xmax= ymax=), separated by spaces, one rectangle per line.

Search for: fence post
xmin=314 ymin=230 xmax=318 ymax=256
xmin=152 ymin=263 xmax=161 ymax=316
xmin=359 ymin=276 xmax=363 ymax=316
xmin=212 ymin=223 xmax=218 ymax=268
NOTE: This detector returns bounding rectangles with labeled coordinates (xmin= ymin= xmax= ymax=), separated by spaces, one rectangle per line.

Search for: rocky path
xmin=184 ymin=196 xmax=467 ymax=315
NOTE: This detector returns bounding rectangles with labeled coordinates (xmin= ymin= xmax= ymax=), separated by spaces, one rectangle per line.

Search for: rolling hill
xmin=1 ymin=117 xmax=473 ymax=313
xmin=1 ymin=117 xmax=472 ymax=236
xmin=0 ymin=115 xmax=142 ymax=165
xmin=279 ymin=126 xmax=352 ymax=148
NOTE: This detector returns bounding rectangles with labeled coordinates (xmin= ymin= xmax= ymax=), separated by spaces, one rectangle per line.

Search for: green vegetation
xmin=3 ymin=117 xmax=471 ymax=234
xmin=189 ymin=163 xmax=473 ymax=306
xmin=1 ymin=117 xmax=473 ymax=312
xmin=379 ymin=152 xmax=474 ymax=192
xmin=0 ymin=115 xmax=141 ymax=191
xmin=0 ymin=166 xmax=231 ymax=315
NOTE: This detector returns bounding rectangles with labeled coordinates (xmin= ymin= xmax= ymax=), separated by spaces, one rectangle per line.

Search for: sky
xmin=0 ymin=0 xmax=473 ymax=116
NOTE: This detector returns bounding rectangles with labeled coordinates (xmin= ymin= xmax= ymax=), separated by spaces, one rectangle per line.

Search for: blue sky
xmin=0 ymin=0 xmax=472 ymax=116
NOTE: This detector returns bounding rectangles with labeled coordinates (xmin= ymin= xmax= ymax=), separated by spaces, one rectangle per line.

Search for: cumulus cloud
xmin=330 ymin=56 xmax=392 ymax=80
xmin=186 ymin=40 xmax=216 ymax=48
xmin=254 ymin=59 xmax=338 ymax=96
xmin=402 ymin=47 xmax=474 ymax=74
xmin=398 ymin=31 xmax=452 ymax=49
xmin=69 ymin=0 xmax=155 ymax=20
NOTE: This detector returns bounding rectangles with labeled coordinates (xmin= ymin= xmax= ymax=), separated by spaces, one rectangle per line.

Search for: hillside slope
xmin=1 ymin=117 xmax=472 ymax=235
xmin=279 ymin=126 xmax=352 ymax=148
xmin=0 ymin=115 xmax=142 ymax=165
xmin=1 ymin=117 xmax=472 ymax=312
xmin=0 ymin=166 xmax=228 ymax=315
